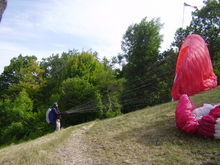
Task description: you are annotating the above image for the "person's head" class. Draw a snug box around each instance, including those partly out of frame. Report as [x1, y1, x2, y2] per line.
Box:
[52, 102, 58, 107]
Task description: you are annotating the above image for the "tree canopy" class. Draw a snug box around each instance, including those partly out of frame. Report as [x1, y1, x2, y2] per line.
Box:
[172, 0, 220, 60]
[120, 17, 163, 78]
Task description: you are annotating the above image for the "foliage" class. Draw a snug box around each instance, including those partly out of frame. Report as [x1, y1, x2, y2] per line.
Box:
[119, 17, 168, 112]
[190, 0, 220, 59]
[213, 51, 220, 83]
[121, 17, 163, 78]
[96, 70, 125, 117]
[0, 55, 37, 98]
[10, 60, 45, 109]
[40, 52, 75, 103]
[32, 50, 124, 127]
[58, 52, 125, 124]
[172, 0, 220, 82]
[172, 0, 220, 60]
[61, 51, 104, 84]
[0, 89, 34, 145]
[60, 77, 99, 110]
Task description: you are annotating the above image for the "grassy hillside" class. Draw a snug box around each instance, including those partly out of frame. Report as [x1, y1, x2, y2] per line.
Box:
[1, 86, 220, 164]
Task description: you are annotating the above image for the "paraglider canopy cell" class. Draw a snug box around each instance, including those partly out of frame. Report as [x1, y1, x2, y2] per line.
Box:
[171, 34, 217, 101]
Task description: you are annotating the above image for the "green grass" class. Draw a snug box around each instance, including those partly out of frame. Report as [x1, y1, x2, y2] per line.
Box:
[1, 86, 220, 164]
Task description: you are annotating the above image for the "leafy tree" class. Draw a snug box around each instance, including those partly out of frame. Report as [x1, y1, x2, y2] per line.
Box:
[0, 89, 34, 144]
[121, 17, 163, 78]
[40, 53, 68, 101]
[0, 55, 37, 98]
[156, 48, 177, 101]
[97, 71, 124, 117]
[40, 50, 81, 105]
[190, 0, 220, 59]
[19, 60, 45, 92]
[8, 60, 45, 109]
[40, 50, 124, 122]
[172, 0, 220, 60]
[119, 17, 164, 112]
[171, 27, 192, 50]
[96, 59, 125, 117]
[59, 52, 125, 123]
[213, 51, 220, 83]
[0, 49, 126, 145]
[172, 0, 220, 82]
[60, 77, 99, 110]
[41, 50, 80, 80]
[59, 77, 103, 125]
[61, 51, 104, 84]
[0, 0, 7, 22]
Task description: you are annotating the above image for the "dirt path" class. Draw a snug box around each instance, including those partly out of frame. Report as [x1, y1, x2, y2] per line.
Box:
[55, 122, 95, 164]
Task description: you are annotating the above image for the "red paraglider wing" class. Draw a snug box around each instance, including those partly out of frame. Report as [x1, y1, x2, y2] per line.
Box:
[172, 34, 217, 100]
[175, 94, 198, 135]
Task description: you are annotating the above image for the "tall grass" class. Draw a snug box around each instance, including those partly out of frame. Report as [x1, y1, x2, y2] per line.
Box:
[1, 86, 220, 164]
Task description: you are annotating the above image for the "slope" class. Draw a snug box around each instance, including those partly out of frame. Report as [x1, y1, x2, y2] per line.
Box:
[1, 86, 220, 164]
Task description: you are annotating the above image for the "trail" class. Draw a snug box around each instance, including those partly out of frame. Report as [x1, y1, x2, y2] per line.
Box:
[54, 122, 95, 164]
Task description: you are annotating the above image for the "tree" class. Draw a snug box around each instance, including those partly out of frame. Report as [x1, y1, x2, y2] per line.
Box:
[190, 0, 220, 59]
[121, 17, 163, 78]
[0, 89, 34, 144]
[5, 59, 46, 109]
[0, 0, 7, 22]
[171, 27, 192, 50]
[61, 51, 104, 85]
[97, 58, 125, 117]
[172, 0, 220, 60]
[60, 77, 103, 126]
[60, 77, 99, 111]
[0, 55, 37, 98]
[172, 0, 220, 83]
[60, 52, 124, 121]
[59, 53, 104, 124]
[10, 60, 46, 108]
[0, 49, 126, 146]
[40, 53, 67, 102]
[119, 17, 164, 112]
[40, 49, 80, 104]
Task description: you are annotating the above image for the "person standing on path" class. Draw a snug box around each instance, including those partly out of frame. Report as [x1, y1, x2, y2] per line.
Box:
[50, 102, 67, 131]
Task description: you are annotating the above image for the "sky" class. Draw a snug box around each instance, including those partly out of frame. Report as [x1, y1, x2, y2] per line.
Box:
[0, 0, 205, 74]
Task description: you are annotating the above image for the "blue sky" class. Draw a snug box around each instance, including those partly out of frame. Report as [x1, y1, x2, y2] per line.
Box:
[0, 0, 204, 74]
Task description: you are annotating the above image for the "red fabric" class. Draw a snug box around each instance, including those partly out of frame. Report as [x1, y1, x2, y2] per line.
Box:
[200, 114, 217, 124]
[198, 119, 215, 133]
[172, 34, 217, 100]
[196, 126, 215, 138]
[175, 94, 198, 135]
[210, 105, 220, 117]
[196, 115, 216, 138]
[175, 95, 220, 139]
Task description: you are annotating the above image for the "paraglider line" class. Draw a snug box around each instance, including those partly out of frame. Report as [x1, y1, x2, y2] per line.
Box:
[62, 59, 175, 115]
